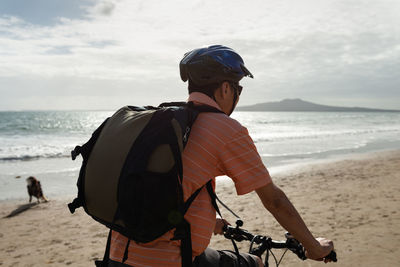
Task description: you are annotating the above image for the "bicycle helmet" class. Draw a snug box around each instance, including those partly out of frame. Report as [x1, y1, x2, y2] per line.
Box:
[180, 45, 253, 86]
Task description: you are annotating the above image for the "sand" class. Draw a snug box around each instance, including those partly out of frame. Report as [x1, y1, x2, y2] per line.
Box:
[1, 150, 399, 266]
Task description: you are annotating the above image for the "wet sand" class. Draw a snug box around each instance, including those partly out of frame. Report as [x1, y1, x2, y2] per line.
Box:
[1, 150, 399, 266]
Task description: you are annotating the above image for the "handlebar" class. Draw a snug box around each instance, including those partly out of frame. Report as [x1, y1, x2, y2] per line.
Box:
[223, 222, 337, 263]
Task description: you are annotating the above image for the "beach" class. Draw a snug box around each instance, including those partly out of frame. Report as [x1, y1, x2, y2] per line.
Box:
[1, 149, 399, 266]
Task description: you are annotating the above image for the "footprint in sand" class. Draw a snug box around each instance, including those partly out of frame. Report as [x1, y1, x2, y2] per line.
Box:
[6, 247, 16, 253]
[50, 239, 63, 245]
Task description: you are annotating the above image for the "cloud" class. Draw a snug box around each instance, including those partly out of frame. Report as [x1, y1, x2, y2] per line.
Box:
[95, 1, 116, 16]
[0, 0, 399, 110]
[44, 46, 73, 55]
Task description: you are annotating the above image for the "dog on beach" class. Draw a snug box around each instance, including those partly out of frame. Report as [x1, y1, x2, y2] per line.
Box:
[26, 176, 48, 203]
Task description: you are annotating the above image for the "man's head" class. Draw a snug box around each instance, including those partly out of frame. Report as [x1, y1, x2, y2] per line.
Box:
[180, 45, 253, 115]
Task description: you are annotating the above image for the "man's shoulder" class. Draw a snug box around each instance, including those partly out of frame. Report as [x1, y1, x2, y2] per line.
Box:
[198, 112, 247, 135]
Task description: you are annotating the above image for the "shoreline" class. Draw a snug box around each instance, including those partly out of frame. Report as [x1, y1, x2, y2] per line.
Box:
[2, 147, 399, 202]
[1, 149, 399, 266]
[266, 146, 400, 175]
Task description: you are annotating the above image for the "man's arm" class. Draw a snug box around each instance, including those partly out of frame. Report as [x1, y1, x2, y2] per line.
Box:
[255, 182, 334, 261]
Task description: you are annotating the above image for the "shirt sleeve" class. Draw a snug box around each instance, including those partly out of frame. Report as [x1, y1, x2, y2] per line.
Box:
[217, 126, 272, 195]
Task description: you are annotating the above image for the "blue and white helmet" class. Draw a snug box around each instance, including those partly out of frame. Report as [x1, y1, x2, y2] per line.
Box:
[180, 45, 253, 86]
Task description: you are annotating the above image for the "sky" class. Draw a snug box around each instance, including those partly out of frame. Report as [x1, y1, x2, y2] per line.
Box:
[0, 0, 399, 110]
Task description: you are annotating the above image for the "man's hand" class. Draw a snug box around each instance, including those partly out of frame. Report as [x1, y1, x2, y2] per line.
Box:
[213, 218, 230, 235]
[305, 237, 335, 263]
[256, 183, 335, 263]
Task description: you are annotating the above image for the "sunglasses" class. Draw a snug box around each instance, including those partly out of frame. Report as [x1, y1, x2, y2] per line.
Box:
[230, 82, 243, 96]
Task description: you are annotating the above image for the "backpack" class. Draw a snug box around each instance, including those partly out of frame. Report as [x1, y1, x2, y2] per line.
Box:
[68, 102, 223, 267]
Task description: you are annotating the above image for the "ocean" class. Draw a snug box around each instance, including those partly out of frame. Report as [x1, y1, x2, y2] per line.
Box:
[1, 110, 400, 201]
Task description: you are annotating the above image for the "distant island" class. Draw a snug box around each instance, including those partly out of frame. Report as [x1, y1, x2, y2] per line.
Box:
[236, 98, 400, 112]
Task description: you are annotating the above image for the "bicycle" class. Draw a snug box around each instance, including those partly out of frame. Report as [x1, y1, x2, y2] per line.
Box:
[223, 220, 337, 267]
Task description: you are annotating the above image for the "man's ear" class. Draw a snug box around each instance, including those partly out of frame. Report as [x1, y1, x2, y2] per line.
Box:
[213, 82, 231, 100]
[214, 82, 226, 99]
[220, 82, 231, 98]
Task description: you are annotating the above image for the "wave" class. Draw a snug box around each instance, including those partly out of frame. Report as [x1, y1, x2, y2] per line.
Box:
[260, 143, 368, 157]
[0, 153, 71, 162]
[253, 127, 400, 143]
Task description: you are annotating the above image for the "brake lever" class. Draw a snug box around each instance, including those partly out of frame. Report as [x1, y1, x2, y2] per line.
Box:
[223, 220, 253, 242]
[325, 250, 337, 262]
[285, 232, 337, 262]
[285, 232, 306, 260]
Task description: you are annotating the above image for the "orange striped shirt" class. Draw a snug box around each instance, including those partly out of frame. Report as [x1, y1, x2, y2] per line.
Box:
[110, 92, 272, 266]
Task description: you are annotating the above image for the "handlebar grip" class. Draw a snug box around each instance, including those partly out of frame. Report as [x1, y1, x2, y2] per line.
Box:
[325, 250, 337, 262]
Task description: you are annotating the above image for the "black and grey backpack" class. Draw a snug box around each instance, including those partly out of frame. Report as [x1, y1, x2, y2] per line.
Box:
[68, 102, 224, 267]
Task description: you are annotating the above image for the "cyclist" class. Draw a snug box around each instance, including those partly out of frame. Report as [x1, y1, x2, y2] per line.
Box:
[107, 45, 334, 267]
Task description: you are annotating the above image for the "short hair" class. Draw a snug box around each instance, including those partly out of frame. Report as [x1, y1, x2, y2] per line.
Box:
[188, 80, 222, 98]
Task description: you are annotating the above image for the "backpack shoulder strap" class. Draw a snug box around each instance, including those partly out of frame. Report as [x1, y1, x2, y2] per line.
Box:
[95, 229, 112, 267]
[174, 103, 224, 267]
[158, 101, 187, 107]
[190, 103, 224, 114]
[158, 101, 224, 114]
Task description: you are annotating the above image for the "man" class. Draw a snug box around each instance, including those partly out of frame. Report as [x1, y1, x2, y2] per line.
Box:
[108, 45, 334, 266]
